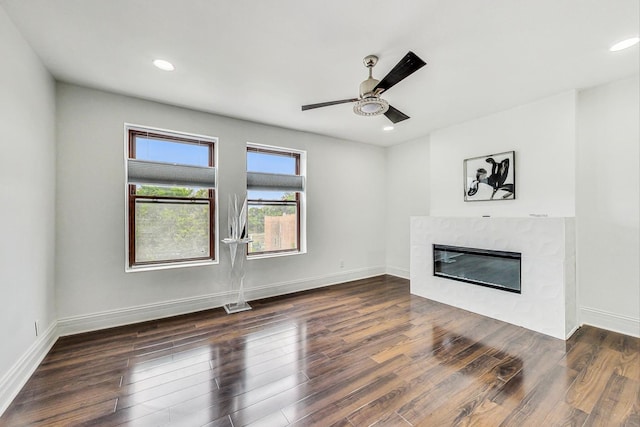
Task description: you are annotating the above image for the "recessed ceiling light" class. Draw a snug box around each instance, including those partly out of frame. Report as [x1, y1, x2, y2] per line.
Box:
[383, 126, 394, 131]
[153, 59, 175, 71]
[610, 37, 640, 52]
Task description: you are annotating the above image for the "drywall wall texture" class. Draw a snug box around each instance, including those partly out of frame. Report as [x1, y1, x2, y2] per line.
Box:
[576, 75, 640, 336]
[385, 136, 430, 278]
[429, 91, 577, 217]
[55, 83, 386, 329]
[0, 6, 57, 411]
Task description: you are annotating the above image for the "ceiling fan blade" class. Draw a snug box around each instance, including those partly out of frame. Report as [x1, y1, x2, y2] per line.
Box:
[374, 51, 426, 93]
[301, 98, 359, 111]
[384, 105, 410, 123]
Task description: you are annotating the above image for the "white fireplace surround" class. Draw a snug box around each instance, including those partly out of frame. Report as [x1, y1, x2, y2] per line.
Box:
[411, 216, 577, 339]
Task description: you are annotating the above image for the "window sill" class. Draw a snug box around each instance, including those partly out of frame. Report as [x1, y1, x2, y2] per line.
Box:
[247, 250, 306, 261]
[126, 259, 218, 273]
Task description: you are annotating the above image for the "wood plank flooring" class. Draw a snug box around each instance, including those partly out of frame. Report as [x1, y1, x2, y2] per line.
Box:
[1, 275, 638, 426]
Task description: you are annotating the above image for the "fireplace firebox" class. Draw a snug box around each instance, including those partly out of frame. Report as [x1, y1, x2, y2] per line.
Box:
[433, 244, 521, 293]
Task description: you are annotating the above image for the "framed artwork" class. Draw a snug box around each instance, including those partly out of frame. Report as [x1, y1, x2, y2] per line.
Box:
[464, 151, 515, 201]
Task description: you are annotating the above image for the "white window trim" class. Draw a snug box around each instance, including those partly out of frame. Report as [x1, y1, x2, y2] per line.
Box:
[246, 142, 307, 259]
[124, 123, 219, 272]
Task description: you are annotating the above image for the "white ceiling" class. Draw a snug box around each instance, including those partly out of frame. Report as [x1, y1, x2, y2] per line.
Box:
[2, 0, 638, 146]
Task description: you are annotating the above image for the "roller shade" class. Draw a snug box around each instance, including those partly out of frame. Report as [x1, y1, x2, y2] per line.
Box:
[127, 159, 216, 188]
[247, 172, 304, 192]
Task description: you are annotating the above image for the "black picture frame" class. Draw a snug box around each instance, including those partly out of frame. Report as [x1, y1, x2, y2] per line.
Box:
[464, 151, 516, 201]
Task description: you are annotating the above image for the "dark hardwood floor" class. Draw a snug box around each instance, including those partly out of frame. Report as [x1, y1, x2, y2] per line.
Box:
[1, 275, 638, 426]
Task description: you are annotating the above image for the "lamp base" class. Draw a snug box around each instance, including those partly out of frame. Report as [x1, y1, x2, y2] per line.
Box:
[223, 302, 252, 314]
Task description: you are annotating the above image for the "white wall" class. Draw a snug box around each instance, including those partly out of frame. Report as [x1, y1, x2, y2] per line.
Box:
[385, 136, 430, 278]
[0, 6, 57, 413]
[576, 75, 640, 336]
[429, 91, 576, 217]
[55, 84, 386, 332]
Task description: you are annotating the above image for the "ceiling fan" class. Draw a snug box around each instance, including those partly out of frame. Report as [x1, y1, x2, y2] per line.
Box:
[301, 51, 426, 124]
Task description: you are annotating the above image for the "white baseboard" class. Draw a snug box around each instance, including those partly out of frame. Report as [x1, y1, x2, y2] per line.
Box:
[580, 306, 640, 338]
[386, 266, 410, 279]
[57, 290, 236, 336]
[245, 266, 386, 301]
[565, 324, 580, 340]
[57, 266, 386, 337]
[0, 321, 59, 416]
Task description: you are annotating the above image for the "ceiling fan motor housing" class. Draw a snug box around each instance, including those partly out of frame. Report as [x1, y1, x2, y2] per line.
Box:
[359, 77, 379, 98]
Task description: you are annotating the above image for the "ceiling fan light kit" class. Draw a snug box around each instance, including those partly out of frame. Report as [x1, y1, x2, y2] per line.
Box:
[353, 97, 389, 116]
[302, 51, 426, 124]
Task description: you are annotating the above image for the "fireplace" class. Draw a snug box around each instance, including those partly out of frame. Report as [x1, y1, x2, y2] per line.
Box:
[411, 216, 576, 339]
[433, 244, 521, 293]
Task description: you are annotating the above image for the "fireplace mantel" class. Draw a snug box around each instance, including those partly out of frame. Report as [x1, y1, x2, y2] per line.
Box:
[410, 216, 576, 339]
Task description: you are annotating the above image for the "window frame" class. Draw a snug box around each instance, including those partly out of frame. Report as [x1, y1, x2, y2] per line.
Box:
[246, 144, 306, 258]
[125, 125, 218, 270]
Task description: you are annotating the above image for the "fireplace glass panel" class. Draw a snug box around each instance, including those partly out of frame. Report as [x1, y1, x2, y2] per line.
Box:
[433, 244, 521, 293]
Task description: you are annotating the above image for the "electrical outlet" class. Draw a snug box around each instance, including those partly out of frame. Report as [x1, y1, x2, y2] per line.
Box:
[34, 320, 40, 337]
[339, 260, 344, 268]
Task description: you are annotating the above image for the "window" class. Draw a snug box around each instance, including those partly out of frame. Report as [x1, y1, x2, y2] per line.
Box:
[246, 144, 305, 256]
[126, 127, 217, 268]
